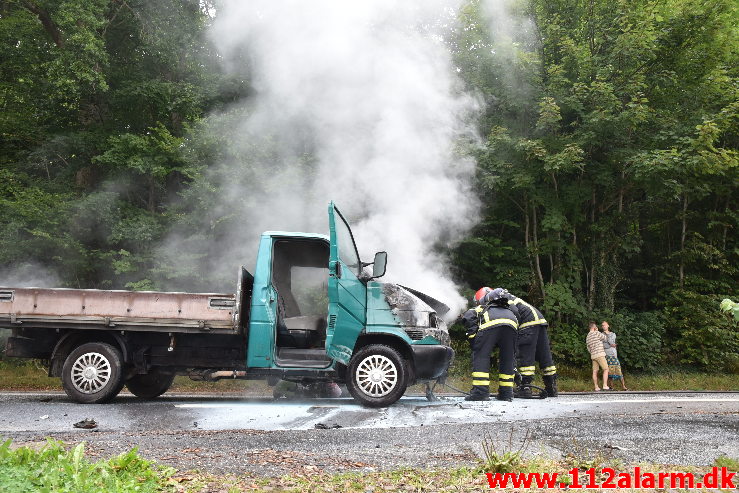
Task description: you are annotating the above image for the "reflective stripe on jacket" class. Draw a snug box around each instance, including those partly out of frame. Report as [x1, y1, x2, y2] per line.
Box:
[470, 305, 519, 334]
[509, 297, 547, 328]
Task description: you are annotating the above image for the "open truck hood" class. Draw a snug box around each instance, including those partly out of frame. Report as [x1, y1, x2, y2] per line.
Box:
[378, 283, 451, 347]
[398, 285, 450, 316]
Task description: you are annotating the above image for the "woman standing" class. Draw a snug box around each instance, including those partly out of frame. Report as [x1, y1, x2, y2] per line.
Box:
[602, 321, 628, 390]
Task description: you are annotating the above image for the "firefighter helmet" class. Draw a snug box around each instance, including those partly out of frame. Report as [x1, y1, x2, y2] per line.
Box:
[474, 287, 493, 304]
[484, 287, 509, 306]
[495, 287, 513, 300]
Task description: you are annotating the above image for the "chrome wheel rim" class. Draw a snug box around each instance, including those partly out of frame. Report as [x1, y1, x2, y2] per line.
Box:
[355, 354, 398, 397]
[71, 352, 111, 394]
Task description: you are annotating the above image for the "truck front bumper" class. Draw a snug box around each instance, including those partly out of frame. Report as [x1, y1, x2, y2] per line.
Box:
[410, 344, 454, 380]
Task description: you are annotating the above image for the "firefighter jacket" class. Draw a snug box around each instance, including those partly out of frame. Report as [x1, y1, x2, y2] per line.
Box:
[465, 304, 519, 339]
[506, 296, 547, 330]
[461, 308, 480, 338]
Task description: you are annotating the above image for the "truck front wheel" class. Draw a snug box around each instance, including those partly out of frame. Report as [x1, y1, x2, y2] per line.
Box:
[347, 344, 408, 407]
[126, 370, 175, 399]
[62, 342, 125, 404]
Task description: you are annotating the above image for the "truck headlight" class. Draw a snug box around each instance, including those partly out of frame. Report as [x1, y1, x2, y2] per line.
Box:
[403, 316, 450, 346]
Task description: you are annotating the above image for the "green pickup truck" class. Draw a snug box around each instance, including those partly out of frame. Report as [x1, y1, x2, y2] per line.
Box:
[2, 203, 454, 407]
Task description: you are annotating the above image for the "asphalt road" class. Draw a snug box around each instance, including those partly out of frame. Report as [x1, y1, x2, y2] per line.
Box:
[1, 391, 737, 476]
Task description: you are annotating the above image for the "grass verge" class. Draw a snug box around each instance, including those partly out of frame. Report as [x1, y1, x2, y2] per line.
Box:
[0, 357, 736, 393]
[0, 439, 175, 493]
[172, 455, 739, 492]
[1, 437, 736, 492]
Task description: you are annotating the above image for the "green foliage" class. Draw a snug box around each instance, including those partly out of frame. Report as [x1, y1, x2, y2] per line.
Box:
[549, 323, 590, 367]
[714, 456, 739, 471]
[452, 0, 737, 368]
[0, 0, 736, 371]
[543, 282, 587, 322]
[0, 439, 174, 492]
[606, 311, 665, 371]
[548, 311, 666, 372]
[481, 431, 529, 474]
[0, 0, 233, 289]
[721, 299, 739, 323]
[661, 283, 739, 371]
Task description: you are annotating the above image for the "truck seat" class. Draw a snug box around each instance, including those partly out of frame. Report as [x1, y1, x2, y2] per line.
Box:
[277, 315, 327, 349]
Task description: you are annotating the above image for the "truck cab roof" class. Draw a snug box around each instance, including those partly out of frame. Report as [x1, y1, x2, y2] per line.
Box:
[262, 231, 330, 241]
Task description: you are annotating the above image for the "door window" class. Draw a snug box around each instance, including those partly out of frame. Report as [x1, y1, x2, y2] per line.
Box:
[334, 211, 361, 275]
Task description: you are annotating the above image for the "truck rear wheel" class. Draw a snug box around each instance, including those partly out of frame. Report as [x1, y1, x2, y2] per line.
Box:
[126, 370, 175, 399]
[346, 344, 408, 407]
[62, 342, 124, 404]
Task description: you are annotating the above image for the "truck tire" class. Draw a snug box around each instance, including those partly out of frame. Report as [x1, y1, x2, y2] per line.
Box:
[126, 370, 175, 399]
[62, 342, 124, 404]
[346, 344, 408, 407]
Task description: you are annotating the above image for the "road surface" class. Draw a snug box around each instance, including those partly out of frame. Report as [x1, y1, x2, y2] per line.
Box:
[1, 391, 737, 475]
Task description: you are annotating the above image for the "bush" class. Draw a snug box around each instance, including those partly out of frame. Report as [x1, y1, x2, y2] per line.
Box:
[549, 323, 590, 368]
[606, 311, 665, 372]
[661, 286, 739, 371]
[448, 335, 472, 378]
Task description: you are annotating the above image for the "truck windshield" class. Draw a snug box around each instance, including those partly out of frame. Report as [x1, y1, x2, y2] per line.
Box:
[335, 210, 361, 276]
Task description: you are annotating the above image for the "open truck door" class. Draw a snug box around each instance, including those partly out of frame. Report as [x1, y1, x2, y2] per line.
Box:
[325, 202, 367, 364]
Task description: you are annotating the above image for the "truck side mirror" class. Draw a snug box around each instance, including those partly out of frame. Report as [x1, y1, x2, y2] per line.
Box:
[372, 251, 387, 279]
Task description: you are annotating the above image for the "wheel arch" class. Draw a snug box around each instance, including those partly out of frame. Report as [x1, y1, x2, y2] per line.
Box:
[352, 333, 416, 383]
[50, 331, 128, 377]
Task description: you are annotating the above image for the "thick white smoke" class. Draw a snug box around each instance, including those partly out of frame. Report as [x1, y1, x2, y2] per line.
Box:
[201, 1, 481, 312]
[0, 264, 61, 289]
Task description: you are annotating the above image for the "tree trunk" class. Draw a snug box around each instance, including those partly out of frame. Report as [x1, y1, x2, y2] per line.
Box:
[587, 190, 597, 311]
[679, 193, 688, 289]
[148, 175, 156, 213]
[532, 204, 545, 299]
[23, 1, 64, 48]
[722, 196, 729, 252]
[588, 0, 596, 57]
[550, 172, 562, 282]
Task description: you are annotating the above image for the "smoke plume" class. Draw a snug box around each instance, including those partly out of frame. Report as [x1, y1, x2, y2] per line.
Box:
[177, 1, 483, 312]
[0, 263, 61, 289]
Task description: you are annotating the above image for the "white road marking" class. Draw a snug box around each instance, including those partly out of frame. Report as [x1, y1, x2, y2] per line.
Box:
[569, 398, 739, 405]
[173, 397, 739, 409]
[174, 402, 350, 408]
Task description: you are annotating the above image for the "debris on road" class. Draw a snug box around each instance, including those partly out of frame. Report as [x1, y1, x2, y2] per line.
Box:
[73, 418, 97, 429]
[604, 443, 631, 451]
[315, 423, 342, 429]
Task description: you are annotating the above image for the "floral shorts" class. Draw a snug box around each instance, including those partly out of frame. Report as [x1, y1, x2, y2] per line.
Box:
[606, 355, 623, 379]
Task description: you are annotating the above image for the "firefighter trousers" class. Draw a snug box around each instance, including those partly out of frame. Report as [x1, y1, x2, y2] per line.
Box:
[516, 323, 557, 379]
[469, 325, 516, 398]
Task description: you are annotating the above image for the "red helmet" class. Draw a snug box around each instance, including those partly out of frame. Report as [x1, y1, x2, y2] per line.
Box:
[474, 287, 493, 304]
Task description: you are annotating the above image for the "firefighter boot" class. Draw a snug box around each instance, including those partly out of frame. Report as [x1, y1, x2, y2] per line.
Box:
[514, 375, 534, 399]
[496, 386, 513, 402]
[543, 374, 559, 397]
[465, 390, 491, 401]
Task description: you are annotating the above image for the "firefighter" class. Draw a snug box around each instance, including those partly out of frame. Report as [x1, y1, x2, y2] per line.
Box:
[461, 287, 518, 401]
[499, 289, 558, 398]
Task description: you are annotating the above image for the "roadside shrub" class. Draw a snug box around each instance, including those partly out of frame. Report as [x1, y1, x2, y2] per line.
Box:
[549, 322, 590, 368]
[605, 311, 665, 372]
[543, 281, 588, 325]
[661, 286, 739, 372]
[448, 337, 471, 378]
